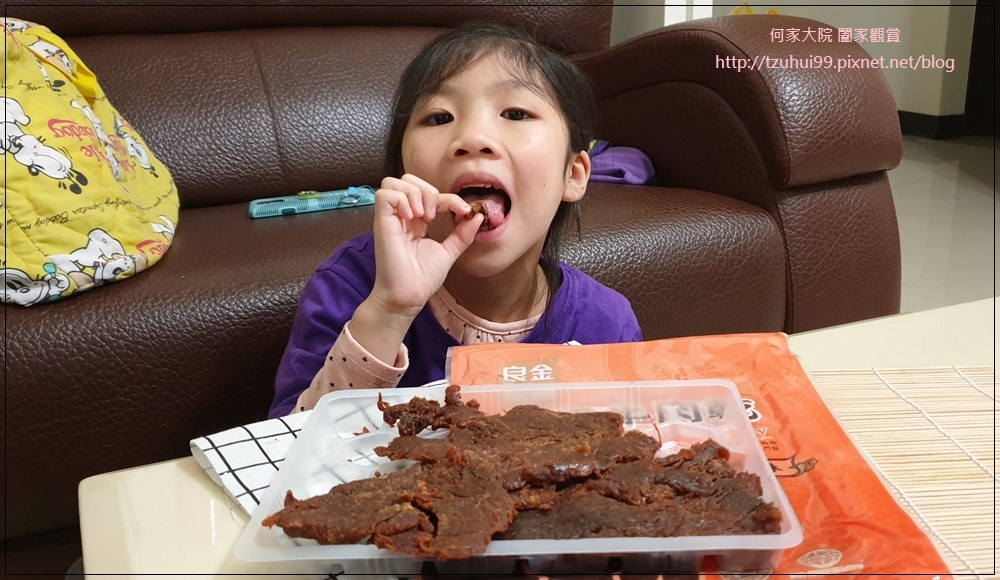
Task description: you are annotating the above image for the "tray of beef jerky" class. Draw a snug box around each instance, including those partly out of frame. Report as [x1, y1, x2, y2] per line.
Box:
[235, 379, 803, 576]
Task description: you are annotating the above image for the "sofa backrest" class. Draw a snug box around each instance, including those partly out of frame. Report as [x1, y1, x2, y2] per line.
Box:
[7, 1, 613, 209]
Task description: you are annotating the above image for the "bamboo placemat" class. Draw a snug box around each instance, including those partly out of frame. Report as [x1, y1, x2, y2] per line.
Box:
[809, 366, 997, 577]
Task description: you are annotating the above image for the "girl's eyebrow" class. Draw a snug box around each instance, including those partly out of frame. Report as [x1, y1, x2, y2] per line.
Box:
[492, 78, 542, 93]
[436, 77, 542, 97]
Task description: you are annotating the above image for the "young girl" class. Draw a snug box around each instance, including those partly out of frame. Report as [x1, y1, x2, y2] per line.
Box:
[269, 23, 641, 418]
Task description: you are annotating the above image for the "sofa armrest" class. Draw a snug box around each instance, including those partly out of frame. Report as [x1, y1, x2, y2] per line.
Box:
[575, 14, 902, 191]
[575, 15, 902, 333]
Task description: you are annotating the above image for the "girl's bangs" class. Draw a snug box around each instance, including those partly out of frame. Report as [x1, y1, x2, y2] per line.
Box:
[414, 37, 551, 108]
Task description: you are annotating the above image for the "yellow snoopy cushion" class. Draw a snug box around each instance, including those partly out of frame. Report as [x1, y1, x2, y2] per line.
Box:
[3, 17, 179, 306]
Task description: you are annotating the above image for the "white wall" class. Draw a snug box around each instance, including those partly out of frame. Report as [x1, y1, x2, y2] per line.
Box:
[611, 1, 714, 45]
[611, 0, 665, 45]
[611, 2, 976, 116]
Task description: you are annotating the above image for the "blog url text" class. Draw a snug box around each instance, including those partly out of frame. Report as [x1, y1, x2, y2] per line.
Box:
[716, 54, 955, 73]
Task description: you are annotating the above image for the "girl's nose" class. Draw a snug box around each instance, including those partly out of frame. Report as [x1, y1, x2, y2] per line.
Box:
[450, 119, 499, 158]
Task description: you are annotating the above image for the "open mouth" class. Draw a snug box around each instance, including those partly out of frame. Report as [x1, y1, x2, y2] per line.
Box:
[457, 184, 511, 232]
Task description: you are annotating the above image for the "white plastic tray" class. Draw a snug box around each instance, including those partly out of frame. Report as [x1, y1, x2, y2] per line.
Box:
[236, 380, 803, 576]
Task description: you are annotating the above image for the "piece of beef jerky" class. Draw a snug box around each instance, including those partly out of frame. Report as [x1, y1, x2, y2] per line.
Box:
[465, 200, 489, 221]
[377, 384, 483, 436]
[263, 457, 516, 560]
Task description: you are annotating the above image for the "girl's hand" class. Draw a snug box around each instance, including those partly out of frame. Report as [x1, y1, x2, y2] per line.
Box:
[369, 174, 484, 319]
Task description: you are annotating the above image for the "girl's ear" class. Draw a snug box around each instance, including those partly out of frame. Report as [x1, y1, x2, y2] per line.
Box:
[562, 150, 591, 203]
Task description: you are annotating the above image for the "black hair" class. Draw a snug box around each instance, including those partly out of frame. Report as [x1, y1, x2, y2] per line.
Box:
[384, 22, 598, 316]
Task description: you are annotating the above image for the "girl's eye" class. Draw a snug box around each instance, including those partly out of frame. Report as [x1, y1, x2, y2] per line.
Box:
[425, 112, 453, 126]
[502, 109, 531, 121]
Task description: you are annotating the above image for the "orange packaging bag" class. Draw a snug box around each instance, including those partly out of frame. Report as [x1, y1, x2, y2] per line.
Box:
[446, 333, 953, 578]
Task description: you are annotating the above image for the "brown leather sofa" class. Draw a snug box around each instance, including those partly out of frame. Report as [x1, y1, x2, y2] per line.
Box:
[3, 1, 902, 575]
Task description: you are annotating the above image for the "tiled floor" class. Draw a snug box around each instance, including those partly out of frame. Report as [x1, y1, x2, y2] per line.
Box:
[888, 135, 997, 313]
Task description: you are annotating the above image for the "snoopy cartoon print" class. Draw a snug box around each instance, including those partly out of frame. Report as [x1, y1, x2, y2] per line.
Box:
[114, 116, 158, 176]
[1, 266, 70, 306]
[32, 55, 65, 91]
[3, 96, 29, 153]
[71, 100, 122, 180]
[150, 215, 175, 242]
[3, 97, 88, 193]
[25, 38, 73, 76]
[48, 228, 147, 288]
[10, 133, 74, 180]
[2, 17, 31, 34]
[6, 19, 68, 91]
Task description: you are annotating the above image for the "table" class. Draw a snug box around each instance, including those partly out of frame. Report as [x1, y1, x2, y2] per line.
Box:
[78, 297, 997, 578]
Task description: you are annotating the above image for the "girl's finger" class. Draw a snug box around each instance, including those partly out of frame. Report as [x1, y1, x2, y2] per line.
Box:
[423, 189, 439, 222]
[407, 187, 425, 219]
[399, 174, 440, 219]
[440, 212, 483, 260]
[380, 176, 420, 200]
[378, 177, 424, 219]
[436, 192, 472, 217]
[376, 188, 413, 221]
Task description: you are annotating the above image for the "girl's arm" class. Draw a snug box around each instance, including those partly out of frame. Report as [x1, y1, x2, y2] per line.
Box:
[291, 321, 408, 413]
[349, 174, 482, 364]
[270, 243, 374, 419]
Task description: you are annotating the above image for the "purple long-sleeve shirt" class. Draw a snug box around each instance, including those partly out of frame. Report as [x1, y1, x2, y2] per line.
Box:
[270, 232, 641, 417]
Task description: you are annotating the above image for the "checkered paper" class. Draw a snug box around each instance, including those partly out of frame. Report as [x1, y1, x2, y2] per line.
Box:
[190, 412, 312, 515]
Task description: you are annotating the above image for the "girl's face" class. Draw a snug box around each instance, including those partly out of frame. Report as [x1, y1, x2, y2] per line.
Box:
[400, 52, 590, 279]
